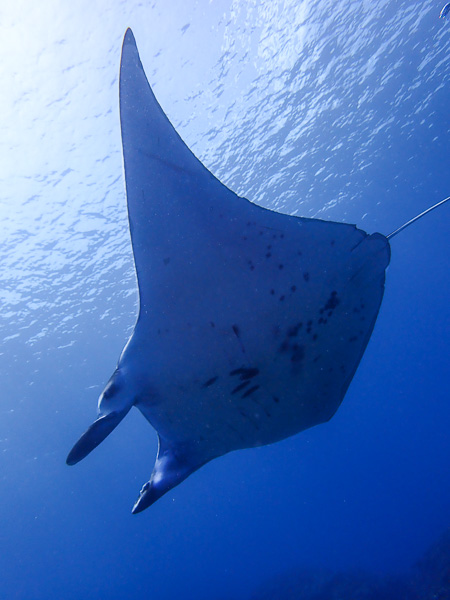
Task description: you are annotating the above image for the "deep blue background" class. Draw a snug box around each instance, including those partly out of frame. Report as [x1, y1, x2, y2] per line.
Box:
[0, 2, 448, 599]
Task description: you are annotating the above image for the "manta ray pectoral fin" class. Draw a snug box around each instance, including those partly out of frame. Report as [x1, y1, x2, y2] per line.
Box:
[66, 410, 129, 465]
[131, 438, 207, 514]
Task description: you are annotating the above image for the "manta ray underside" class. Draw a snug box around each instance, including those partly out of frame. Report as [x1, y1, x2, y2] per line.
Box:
[67, 29, 391, 514]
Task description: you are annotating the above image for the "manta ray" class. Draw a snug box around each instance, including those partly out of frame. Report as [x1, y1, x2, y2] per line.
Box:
[67, 29, 449, 514]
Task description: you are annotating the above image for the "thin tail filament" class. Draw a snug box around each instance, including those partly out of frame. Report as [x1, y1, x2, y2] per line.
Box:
[387, 196, 450, 240]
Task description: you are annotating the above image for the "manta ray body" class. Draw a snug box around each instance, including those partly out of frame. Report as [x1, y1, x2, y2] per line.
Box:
[67, 29, 447, 514]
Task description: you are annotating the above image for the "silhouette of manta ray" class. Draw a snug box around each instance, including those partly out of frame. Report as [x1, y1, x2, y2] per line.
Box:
[67, 29, 449, 514]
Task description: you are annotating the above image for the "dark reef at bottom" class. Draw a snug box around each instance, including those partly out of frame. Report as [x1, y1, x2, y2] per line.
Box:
[247, 528, 450, 600]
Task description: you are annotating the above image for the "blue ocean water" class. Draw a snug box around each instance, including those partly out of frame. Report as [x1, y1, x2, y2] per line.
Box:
[0, 1, 449, 599]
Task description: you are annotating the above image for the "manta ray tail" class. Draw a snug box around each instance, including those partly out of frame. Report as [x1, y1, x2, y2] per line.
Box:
[66, 409, 130, 465]
[387, 195, 450, 239]
[132, 437, 207, 514]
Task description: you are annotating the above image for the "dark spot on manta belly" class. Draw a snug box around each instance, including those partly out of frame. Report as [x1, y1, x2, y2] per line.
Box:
[230, 367, 260, 380]
[202, 375, 219, 388]
[279, 341, 290, 353]
[163, 257, 170, 265]
[303, 272, 310, 282]
[287, 322, 302, 337]
[323, 290, 340, 311]
[242, 385, 260, 398]
[232, 324, 240, 337]
[231, 381, 250, 394]
[291, 344, 305, 363]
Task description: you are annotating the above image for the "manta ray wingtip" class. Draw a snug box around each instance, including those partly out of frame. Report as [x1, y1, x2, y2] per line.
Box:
[123, 28, 136, 45]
